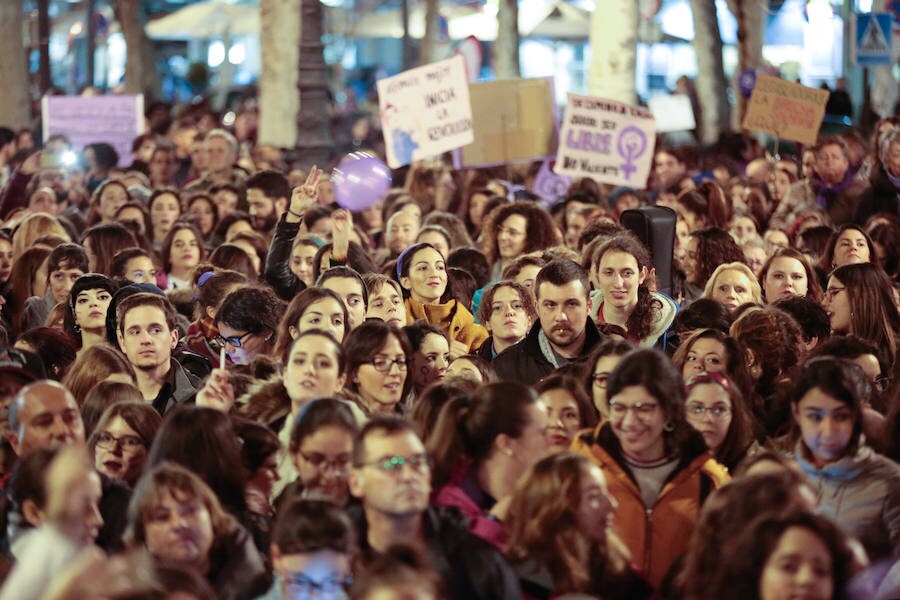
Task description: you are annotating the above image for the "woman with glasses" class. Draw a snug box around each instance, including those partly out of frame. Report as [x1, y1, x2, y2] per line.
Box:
[395, 242, 487, 357]
[584, 339, 634, 419]
[672, 329, 754, 409]
[480, 201, 561, 281]
[684, 372, 756, 473]
[343, 320, 413, 417]
[89, 402, 161, 487]
[427, 382, 550, 549]
[572, 348, 730, 589]
[281, 398, 359, 506]
[214, 286, 285, 365]
[183, 267, 248, 366]
[822, 262, 900, 373]
[788, 357, 900, 565]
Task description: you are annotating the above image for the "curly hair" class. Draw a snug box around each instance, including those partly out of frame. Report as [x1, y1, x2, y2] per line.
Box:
[688, 227, 746, 287]
[593, 235, 663, 342]
[480, 201, 562, 265]
[505, 453, 632, 596]
[729, 306, 804, 402]
[476, 280, 537, 325]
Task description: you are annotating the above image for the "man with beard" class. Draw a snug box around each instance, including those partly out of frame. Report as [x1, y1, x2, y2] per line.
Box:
[348, 416, 520, 599]
[245, 169, 290, 241]
[493, 259, 605, 385]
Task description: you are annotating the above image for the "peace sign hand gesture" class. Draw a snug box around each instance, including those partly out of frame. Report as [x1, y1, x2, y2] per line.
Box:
[287, 165, 322, 222]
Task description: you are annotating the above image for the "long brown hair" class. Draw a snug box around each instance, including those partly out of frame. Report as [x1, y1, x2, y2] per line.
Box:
[505, 452, 631, 595]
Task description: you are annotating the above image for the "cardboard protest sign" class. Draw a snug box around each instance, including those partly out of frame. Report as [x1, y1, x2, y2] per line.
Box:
[648, 95, 696, 133]
[42, 95, 144, 166]
[554, 93, 656, 187]
[454, 78, 557, 168]
[377, 55, 474, 169]
[741, 75, 829, 146]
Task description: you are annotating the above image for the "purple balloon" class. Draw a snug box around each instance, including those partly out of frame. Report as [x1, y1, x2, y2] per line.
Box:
[332, 152, 392, 212]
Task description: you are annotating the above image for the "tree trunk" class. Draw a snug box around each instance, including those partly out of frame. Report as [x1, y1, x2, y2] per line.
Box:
[690, 0, 730, 143]
[728, 0, 765, 126]
[420, 0, 439, 66]
[258, 0, 300, 148]
[37, 0, 51, 94]
[587, 0, 637, 104]
[295, 0, 332, 170]
[0, 0, 31, 127]
[114, 0, 159, 97]
[493, 0, 520, 78]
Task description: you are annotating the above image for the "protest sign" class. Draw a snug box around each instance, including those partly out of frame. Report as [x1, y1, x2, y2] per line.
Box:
[377, 55, 474, 169]
[42, 95, 144, 166]
[648, 94, 696, 133]
[533, 160, 571, 204]
[554, 93, 656, 187]
[741, 75, 829, 146]
[454, 78, 557, 168]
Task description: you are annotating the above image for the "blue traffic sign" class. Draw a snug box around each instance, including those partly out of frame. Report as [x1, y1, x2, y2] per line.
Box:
[853, 13, 893, 66]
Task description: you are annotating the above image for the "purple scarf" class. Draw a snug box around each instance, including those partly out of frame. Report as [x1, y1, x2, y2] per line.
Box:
[812, 168, 857, 209]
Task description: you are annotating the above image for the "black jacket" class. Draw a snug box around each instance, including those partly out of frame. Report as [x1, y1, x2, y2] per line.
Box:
[349, 505, 521, 600]
[264, 214, 307, 301]
[493, 319, 605, 386]
[854, 165, 899, 224]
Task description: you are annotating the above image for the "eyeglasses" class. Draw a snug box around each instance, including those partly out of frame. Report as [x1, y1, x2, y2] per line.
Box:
[299, 450, 351, 473]
[823, 286, 845, 302]
[360, 454, 431, 474]
[608, 400, 659, 420]
[497, 225, 525, 237]
[686, 403, 731, 419]
[282, 573, 352, 596]
[360, 356, 409, 373]
[95, 432, 145, 452]
[592, 373, 609, 389]
[215, 331, 254, 348]
[874, 376, 892, 394]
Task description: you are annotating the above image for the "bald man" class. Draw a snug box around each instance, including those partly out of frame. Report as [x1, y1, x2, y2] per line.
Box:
[8, 380, 84, 457]
[5, 380, 129, 551]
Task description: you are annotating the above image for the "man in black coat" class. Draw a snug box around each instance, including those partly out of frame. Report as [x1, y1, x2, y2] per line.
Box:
[347, 416, 521, 600]
[493, 259, 605, 385]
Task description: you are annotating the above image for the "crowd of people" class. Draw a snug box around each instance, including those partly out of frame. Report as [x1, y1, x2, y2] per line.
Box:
[0, 102, 895, 600]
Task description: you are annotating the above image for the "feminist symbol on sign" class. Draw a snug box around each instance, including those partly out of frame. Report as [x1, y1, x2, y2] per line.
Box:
[617, 126, 647, 181]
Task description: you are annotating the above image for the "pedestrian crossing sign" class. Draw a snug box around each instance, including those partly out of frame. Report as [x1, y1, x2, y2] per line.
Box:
[852, 13, 893, 66]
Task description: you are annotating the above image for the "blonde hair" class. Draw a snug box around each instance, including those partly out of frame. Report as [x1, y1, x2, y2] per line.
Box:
[12, 213, 70, 259]
[702, 262, 762, 305]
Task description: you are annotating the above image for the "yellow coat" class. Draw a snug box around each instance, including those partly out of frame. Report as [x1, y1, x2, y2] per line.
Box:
[571, 423, 730, 588]
[404, 297, 489, 353]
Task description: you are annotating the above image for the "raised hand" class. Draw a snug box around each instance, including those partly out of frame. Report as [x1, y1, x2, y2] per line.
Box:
[331, 208, 352, 261]
[287, 164, 322, 222]
[196, 368, 236, 413]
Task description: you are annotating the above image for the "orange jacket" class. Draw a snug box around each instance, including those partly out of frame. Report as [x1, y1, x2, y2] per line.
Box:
[405, 297, 489, 352]
[571, 423, 730, 589]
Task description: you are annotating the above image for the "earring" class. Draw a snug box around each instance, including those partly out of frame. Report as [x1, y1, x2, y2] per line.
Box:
[73, 322, 80, 333]
[663, 421, 675, 432]
[750, 364, 763, 379]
